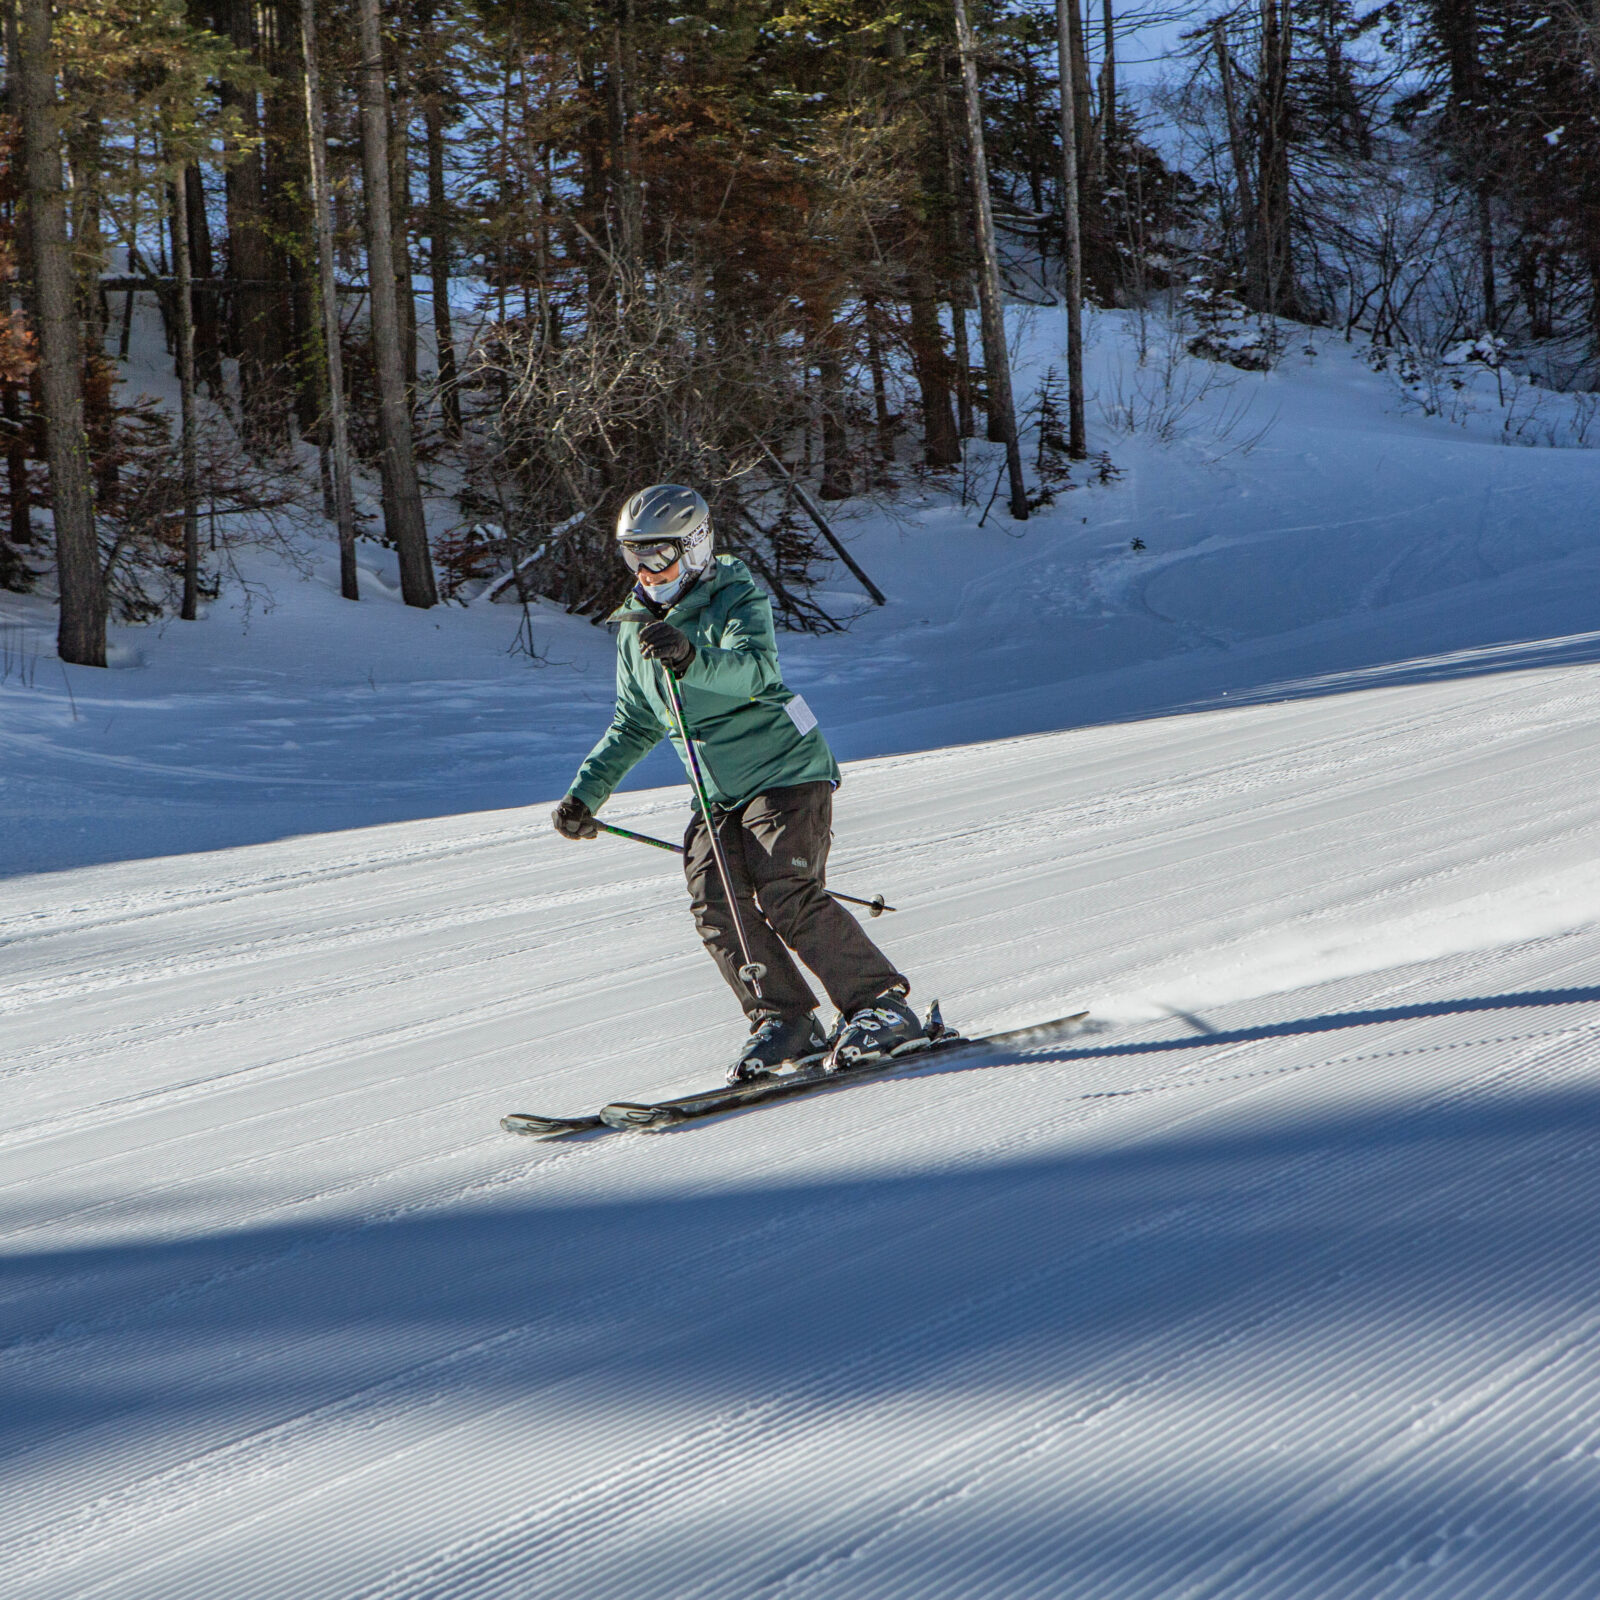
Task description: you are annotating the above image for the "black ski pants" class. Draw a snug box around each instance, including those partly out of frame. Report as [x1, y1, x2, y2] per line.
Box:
[684, 781, 905, 1024]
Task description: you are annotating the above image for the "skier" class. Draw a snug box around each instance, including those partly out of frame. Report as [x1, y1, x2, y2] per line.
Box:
[551, 483, 924, 1082]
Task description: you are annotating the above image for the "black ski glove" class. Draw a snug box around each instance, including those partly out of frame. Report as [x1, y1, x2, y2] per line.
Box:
[638, 620, 695, 676]
[552, 794, 599, 840]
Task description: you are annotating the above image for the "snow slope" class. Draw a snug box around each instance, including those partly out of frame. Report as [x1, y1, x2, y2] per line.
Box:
[4, 310, 1600, 1596]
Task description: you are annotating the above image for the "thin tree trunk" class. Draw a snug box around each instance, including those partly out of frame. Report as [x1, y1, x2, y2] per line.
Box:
[1068, 0, 1096, 195]
[1213, 21, 1256, 271]
[1476, 184, 1497, 333]
[3, 376, 28, 545]
[814, 315, 851, 500]
[2, 2, 30, 548]
[1056, 0, 1087, 458]
[185, 162, 223, 392]
[863, 296, 893, 469]
[951, 0, 1029, 520]
[172, 150, 201, 621]
[907, 268, 959, 467]
[299, 0, 358, 599]
[356, 0, 436, 606]
[14, 0, 103, 663]
[1436, 0, 1496, 331]
[263, 0, 316, 431]
[222, 0, 288, 447]
[388, 87, 418, 390]
[1254, 0, 1294, 314]
[935, 82, 975, 439]
[605, 0, 641, 271]
[422, 74, 461, 436]
[949, 288, 975, 437]
[1098, 0, 1116, 155]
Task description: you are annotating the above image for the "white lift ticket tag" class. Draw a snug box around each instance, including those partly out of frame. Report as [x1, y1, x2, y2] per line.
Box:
[784, 694, 819, 737]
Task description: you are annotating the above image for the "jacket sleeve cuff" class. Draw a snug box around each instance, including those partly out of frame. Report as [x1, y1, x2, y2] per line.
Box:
[567, 778, 609, 814]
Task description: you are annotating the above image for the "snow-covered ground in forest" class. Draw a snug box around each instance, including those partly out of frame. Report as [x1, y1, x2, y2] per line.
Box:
[5, 309, 1600, 1597]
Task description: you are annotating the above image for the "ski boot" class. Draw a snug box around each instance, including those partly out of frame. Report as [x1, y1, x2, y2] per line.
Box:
[728, 1012, 829, 1084]
[825, 987, 928, 1074]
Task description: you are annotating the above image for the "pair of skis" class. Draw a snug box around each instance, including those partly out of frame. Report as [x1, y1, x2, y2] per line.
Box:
[500, 1006, 1090, 1139]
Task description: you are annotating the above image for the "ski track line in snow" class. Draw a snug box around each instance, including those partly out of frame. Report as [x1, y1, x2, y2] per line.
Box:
[0, 978, 725, 1247]
[6, 953, 1593, 1593]
[0, 824, 541, 941]
[0, 896, 688, 1107]
[0, 923, 691, 1126]
[909, 707, 1600, 898]
[0, 872, 674, 1020]
[8, 927, 1594, 1343]
[860, 719, 1600, 945]
[0, 950, 691, 1165]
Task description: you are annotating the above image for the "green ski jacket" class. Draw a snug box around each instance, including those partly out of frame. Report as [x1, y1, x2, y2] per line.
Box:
[568, 555, 840, 813]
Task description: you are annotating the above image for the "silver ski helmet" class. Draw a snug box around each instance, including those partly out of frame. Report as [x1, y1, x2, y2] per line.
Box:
[615, 484, 713, 606]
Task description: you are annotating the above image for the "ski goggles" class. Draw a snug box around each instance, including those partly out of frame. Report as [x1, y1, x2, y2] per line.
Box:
[621, 539, 683, 575]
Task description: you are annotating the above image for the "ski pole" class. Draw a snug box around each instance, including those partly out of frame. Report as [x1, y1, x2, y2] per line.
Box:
[656, 663, 769, 1003]
[592, 819, 896, 917]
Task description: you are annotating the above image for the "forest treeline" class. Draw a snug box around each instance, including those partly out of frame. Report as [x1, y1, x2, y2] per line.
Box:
[1, 0, 1596, 665]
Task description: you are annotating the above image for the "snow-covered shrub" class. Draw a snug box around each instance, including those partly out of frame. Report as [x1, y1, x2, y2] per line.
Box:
[1442, 334, 1508, 371]
[1183, 279, 1280, 372]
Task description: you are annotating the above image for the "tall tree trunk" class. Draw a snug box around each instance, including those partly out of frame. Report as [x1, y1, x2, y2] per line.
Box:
[907, 268, 959, 467]
[1253, 0, 1294, 315]
[948, 288, 975, 438]
[3, 376, 29, 547]
[3, 0, 32, 552]
[222, 0, 288, 447]
[934, 81, 975, 439]
[1098, 0, 1116, 155]
[171, 147, 201, 621]
[812, 306, 851, 500]
[605, 0, 641, 271]
[421, 51, 461, 436]
[388, 86, 418, 389]
[262, 0, 317, 432]
[1055, 0, 1087, 458]
[184, 163, 224, 393]
[951, 0, 1029, 520]
[1213, 21, 1256, 279]
[1435, 0, 1496, 330]
[298, 0, 358, 599]
[14, 0, 103, 663]
[863, 296, 893, 469]
[356, 0, 436, 606]
[1067, 0, 1097, 203]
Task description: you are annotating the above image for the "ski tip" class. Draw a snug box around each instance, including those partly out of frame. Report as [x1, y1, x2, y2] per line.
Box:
[501, 1112, 601, 1138]
[600, 1102, 684, 1132]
